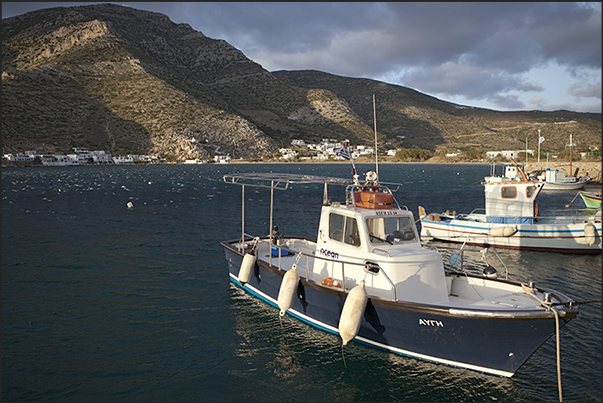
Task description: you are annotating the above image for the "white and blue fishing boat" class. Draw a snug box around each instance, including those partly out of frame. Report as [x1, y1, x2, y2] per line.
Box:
[419, 160, 602, 254]
[538, 133, 591, 191]
[221, 168, 579, 379]
[539, 167, 590, 191]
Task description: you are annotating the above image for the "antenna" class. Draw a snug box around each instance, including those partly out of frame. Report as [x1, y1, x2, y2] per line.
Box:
[373, 94, 379, 180]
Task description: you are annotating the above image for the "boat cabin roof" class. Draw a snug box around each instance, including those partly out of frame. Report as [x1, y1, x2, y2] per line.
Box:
[223, 172, 415, 249]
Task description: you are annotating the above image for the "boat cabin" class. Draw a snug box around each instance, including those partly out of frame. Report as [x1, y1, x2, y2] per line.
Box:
[314, 182, 449, 304]
[484, 178, 544, 221]
[484, 162, 526, 183]
[481, 159, 544, 221]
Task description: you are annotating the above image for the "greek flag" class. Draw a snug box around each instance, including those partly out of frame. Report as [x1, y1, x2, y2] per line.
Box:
[334, 147, 351, 160]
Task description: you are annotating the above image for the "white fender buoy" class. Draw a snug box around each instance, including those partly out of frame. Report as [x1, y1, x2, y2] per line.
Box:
[489, 226, 517, 237]
[238, 253, 255, 285]
[584, 222, 597, 246]
[277, 264, 300, 316]
[338, 280, 368, 346]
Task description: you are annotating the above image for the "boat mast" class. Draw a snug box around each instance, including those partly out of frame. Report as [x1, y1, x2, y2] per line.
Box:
[569, 133, 573, 176]
[373, 94, 379, 180]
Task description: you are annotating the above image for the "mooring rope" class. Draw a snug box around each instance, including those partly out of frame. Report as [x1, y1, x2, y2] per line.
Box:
[521, 284, 563, 402]
[552, 307, 562, 402]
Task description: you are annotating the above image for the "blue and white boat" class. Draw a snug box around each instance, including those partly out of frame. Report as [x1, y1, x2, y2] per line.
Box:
[419, 160, 602, 254]
[539, 167, 590, 191]
[221, 169, 579, 378]
[538, 133, 591, 191]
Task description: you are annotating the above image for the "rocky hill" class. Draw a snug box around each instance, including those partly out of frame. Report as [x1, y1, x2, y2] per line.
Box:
[2, 4, 601, 160]
[273, 70, 602, 154]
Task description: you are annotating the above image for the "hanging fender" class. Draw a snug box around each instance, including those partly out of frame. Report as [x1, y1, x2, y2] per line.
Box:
[489, 226, 517, 237]
[277, 264, 300, 316]
[584, 222, 597, 246]
[338, 281, 368, 346]
[238, 253, 256, 285]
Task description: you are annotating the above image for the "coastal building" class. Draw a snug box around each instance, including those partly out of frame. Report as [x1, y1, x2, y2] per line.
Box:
[279, 148, 298, 160]
[3, 153, 35, 162]
[486, 150, 534, 159]
[214, 155, 231, 163]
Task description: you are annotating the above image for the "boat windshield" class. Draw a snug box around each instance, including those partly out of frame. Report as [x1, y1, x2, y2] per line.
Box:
[366, 216, 416, 243]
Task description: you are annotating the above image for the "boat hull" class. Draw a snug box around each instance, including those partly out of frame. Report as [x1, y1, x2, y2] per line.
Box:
[542, 178, 590, 191]
[420, 215, 602, 254]
[222, 241, 571, 377]
[580, 192, 602, 209]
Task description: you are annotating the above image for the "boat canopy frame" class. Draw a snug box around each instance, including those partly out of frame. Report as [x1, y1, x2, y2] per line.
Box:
[223, 173, 403, 265]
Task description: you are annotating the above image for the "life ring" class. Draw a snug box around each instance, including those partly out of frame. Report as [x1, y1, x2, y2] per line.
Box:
[366, 171, 378, 182]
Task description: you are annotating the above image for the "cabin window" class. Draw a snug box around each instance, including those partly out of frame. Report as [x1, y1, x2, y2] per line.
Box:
[501, 186, 517, 199]
[526, 186, 536, 198]
[329, 213, 360, 246]
[366, 216, 415, 244]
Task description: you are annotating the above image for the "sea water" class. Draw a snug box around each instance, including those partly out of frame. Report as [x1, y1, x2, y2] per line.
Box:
[2, 163, 601, 402]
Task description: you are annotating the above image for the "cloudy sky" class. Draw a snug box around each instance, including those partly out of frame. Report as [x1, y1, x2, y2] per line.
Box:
[3, 2, 601, 113]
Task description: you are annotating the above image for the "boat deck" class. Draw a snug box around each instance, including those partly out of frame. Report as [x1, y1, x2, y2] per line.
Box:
[233, 238, 557, 313]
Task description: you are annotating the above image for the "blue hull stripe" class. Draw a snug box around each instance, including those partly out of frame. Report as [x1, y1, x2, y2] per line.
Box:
[422, 220, 596, 237]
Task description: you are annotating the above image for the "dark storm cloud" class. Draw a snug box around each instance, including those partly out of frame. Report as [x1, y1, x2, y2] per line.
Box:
[2, 2, 600, 112]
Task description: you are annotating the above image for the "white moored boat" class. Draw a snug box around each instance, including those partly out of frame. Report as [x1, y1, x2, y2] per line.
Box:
[221, 168, 580, 383]
[539, 168, 590, 191]
[419, 160, 602, 254]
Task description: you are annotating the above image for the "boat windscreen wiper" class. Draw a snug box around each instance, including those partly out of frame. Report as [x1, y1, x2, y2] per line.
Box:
[369, 233, 393, 245]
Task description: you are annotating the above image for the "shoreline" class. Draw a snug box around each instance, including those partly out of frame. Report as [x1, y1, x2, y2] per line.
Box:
[228, 159, 603, 184]
[3, 158, 601, 184]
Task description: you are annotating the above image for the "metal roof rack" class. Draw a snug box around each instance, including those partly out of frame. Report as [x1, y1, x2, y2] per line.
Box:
[223, 173, 355, 190]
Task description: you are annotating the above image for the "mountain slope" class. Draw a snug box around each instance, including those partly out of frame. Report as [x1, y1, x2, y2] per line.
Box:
[2, 4, 601, 159]
[272, 70, 602, 153]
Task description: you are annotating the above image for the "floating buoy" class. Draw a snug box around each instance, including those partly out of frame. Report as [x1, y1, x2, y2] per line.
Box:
[277, 264, 300, 316]
[584, 222, 597, 246]
[238, 253, 256, 285]
[489, 226, 516, 237]
[338, 280, 368, 346]
[126, 201, 134, 209]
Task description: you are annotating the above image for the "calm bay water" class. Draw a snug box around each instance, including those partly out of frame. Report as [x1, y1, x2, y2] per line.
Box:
[2, 163, 601, 402]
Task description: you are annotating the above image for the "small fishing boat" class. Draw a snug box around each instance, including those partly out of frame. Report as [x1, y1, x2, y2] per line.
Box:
[419, 160, 602, 254]
[538, 168, 590, 190]
[538, 133, 590, 191]
[221, 168, 580, 379]
[580, 191, 602, 209]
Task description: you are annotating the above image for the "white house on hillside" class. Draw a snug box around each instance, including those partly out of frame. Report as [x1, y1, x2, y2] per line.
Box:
[486, 150, 534, 159]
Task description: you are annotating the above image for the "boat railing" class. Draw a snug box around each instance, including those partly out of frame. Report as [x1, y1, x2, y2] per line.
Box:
[344, 183, 406, 211]
[234, 237, 509, 300]
[422, 244, 509, 280]
[267, 242, 398, 300]
[236, 233, 260, 253]
[467, 208, 485, 216]
[539, 208, 601, 221]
